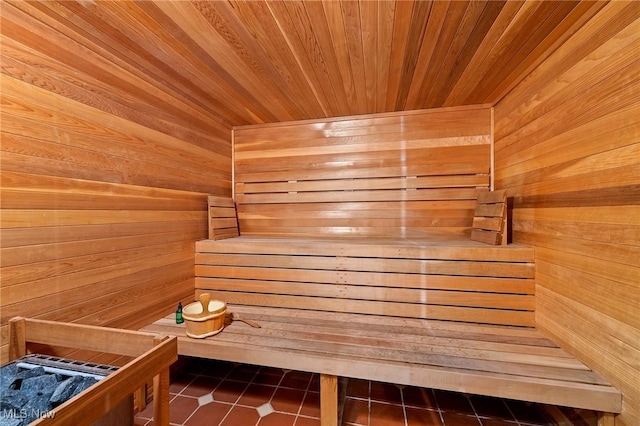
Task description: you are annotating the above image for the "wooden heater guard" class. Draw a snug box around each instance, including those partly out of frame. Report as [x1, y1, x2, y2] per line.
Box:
[7, 317, 177, 426]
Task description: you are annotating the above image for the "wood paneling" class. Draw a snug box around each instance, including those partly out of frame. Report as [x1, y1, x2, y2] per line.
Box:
[0, 1, 607, 126]
[494, 3, 640, 424]
[0, 4, 231, 362]
[194, 235, 535, 327]
[234, 106, 491, 237]
[2, 2, 637, 419]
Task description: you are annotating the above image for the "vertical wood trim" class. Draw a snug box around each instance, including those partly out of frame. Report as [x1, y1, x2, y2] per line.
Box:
[320, 374, 338, 426]
[597, 412, 615, 426]
[153, 336, 171, 426]
[232, 127, 236, 201]
[134, 387, 147, 413]
[8, 317, 27, 361]
[490, 107, 495, 191]
[152, 371, 170, 426]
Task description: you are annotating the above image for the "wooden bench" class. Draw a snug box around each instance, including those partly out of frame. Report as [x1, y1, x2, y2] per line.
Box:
[143, 305, 621, 424]
[141, 197, 622, 425]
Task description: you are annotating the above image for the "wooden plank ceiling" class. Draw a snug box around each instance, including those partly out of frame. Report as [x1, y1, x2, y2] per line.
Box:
[2, 0, 604, 126]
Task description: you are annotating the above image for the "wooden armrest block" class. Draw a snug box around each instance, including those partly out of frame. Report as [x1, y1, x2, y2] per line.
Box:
[471, 189, 507, 245]
[208, 195, 239, 240]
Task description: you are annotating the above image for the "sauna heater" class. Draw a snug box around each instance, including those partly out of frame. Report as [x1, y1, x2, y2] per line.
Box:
[1, 354, 133, 425]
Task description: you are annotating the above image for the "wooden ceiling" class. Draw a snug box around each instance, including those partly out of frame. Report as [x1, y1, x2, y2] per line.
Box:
[2, 1, 605, 127]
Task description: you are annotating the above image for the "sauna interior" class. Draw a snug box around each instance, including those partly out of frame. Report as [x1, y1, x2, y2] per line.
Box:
[1, 1, 638, 425]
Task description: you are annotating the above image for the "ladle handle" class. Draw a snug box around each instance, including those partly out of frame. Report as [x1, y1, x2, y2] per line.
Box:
[199, 293, 211, 314]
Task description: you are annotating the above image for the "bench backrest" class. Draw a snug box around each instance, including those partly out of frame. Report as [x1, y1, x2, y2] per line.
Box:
[471, 189, 508, 245]
[208, 196, 239, 240]
[233, 106, 492, 238]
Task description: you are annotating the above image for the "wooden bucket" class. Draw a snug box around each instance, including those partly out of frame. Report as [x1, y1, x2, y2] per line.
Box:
[182, 293, 227, 339]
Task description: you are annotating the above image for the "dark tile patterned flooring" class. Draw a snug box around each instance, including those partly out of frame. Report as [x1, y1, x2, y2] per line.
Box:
[135, 358, 598, 426]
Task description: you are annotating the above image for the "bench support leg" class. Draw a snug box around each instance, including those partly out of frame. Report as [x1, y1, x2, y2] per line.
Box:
[597, 412, 615, 426]
[320, 374, 338, 426]
[153, 368, 170, 426]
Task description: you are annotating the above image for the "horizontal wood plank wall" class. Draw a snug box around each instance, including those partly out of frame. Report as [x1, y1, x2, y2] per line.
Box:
[195, 237, 535, 327]
[0, 3, 232, 363]
[234, 106, 491, 237]
[494, 3, 639, 424]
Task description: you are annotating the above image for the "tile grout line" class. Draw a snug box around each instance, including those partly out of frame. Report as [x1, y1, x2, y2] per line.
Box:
[465, 394, 483, 425]
[170, 375, 320, 425]
[179, 371, 213, 425]
[399, 385, 408, 426]
[229, 365, 261, 426]
[258, 366, 289, 426]
[160, 372, 202, 425]
[503, 401, 523, 426]
[431, 388, 446, 425]
[291, 371, 316, 426]
[367, 380, 372, 426]
[183, 363, 246, 426]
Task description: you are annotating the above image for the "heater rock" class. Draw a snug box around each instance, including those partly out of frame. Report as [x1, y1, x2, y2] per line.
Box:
[49, 375, 89, 406]
[68, 376, 98, 399]
[0, 362, 100, 426]
[20, 374, 58, 397]
[0, 389, 28, 412]
[22, 392, 54, 425]
[0, 365, 18, 392]
[16, 366, 46, 381]
[0, 416, 22, 426]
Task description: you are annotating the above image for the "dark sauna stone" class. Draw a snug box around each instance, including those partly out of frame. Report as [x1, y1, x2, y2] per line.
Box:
[20, 374, 58, 397]
[15, 366, 46, 381]
[0, 389, 28, 412]
[23, 392, 54, 425]
[10, 366, 47, 391]
[68, 376, 98, 399]
[0, 365, 18, 391]
[0, 415, 22, 426]
[49, 376, 84, 406]
[0, 362, 102, 425]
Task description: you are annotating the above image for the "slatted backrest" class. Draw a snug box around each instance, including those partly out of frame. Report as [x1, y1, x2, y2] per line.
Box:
[471, 189, 508, 245]
[234, 106, 492, 238]
[208, 196, 239, 240]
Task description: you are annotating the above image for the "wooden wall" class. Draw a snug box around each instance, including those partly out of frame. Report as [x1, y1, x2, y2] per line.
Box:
[0, 5, 232, 362]
[494, 3, 639, 424]
[234, 105, 491, 237]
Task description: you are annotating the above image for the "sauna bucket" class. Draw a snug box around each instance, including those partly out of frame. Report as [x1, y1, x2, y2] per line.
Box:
[182, 293, 227, 338]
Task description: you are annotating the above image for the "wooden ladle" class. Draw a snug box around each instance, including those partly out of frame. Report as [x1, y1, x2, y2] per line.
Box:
[228, 312, 261, 328]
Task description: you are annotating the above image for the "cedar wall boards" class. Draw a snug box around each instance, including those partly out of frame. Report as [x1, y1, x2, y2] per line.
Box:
[494, 3, 639, 425]
[234, 106, 491, 237]
[1, 2, 638, 422]
[0, 5, 232, 361]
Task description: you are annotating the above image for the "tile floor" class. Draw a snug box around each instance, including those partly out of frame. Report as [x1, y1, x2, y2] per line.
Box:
[134, 357, 598, 426]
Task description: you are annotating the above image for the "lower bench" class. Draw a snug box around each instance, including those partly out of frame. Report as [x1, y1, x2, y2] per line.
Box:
[140, 304, 622, 426]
